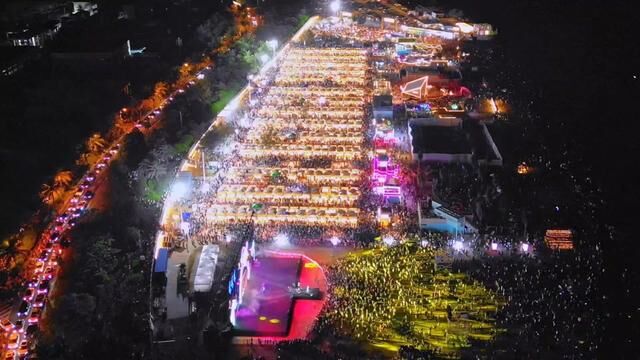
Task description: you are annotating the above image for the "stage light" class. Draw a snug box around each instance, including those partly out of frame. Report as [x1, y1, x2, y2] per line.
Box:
[329, 236, 341, 246]
[330, 0, 341, 13]
[170, 182, 189, 200]
[274, 233, 290, 247]
[491, 242, 498, 251]
[452, 240, 464, 252]
[267, 39, 278, 52]
[521, 243, 530, 252]
[179, 221, 190, 235]
[382, 235, 395, 246]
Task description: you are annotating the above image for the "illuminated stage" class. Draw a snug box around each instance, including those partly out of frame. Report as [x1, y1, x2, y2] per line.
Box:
[229, 245, 327, 340]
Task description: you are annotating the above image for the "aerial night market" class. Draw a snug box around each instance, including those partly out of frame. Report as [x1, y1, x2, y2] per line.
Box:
[0, 0, 637, 359]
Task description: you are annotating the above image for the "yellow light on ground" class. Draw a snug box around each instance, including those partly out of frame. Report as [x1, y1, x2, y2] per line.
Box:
[259, 316, 267, 321]
[304, 262, 319, 268]
[517, 162, 532, 175]
[456, 22, 474, 34]
[269, 318, 280, 324]
[489, 98, 498, 113]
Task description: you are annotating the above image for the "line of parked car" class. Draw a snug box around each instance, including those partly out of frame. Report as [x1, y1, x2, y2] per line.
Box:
[1, 66, 210, 359]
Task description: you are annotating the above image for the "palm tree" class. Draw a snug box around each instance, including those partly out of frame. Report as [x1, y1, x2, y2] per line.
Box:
[87, 133, 107, 153]
[138, 159, 168, 181]
[152, 143, 176, 164]
[140, 98, 156, 113]
[153, 82, 169, 106]
[114, 115, 133, 136]
[54, 170, 74, 188]
[39, 184, 64, 206]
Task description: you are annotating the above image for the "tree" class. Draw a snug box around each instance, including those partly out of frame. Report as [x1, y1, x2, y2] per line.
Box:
[137, 158, 168, 181]
[152, 142, 176, 164]
[49, 293, 97, 351]
[121, 129, 147, 169]
[86, 133, 106, 153]
[196, 13, 231, 49]
[53, 170, 74, 188]
[39, 184, 64, 206]
[114, 115, 133, 136]
[139, 98, 156, 113]
[152, 82, 169, 107]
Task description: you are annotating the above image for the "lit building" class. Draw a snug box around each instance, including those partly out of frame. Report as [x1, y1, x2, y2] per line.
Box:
[544, 229, 574, 250]
[6, 21, 61, 47]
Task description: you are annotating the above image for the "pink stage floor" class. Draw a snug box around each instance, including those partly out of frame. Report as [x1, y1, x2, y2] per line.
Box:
[233, 252, 327, 340]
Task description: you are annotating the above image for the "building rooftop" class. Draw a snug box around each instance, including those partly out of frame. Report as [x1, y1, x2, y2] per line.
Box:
[410, 124, 471, 154]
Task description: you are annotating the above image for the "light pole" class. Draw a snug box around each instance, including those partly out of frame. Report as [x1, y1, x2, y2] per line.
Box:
[266, 39, 278, 58]
[330, 0, 341, 16]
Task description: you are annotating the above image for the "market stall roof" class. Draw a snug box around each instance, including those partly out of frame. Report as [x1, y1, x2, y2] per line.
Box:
[194, 245, 220, 292]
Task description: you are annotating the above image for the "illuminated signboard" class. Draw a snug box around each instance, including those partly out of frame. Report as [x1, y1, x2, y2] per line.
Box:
[545, 229, 574, 250]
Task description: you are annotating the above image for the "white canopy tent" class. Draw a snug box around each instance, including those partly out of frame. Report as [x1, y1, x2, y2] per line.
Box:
[401, 76, 430, 100]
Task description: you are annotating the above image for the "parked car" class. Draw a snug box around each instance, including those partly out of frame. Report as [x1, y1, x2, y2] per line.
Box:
[23, 288, 35, 302]
[32, 294, 46, 308]
[17, 339, 29, 356]
[0, 319, 14, 332]
[6, 331, 19, 349]
[50, 231, 61, 242]
[28, 308, 42, 323]
[27, 277, 39, 288]
[42, 267, 55, 280]
[37, 280, 50, 295]
[13, 320, 24, 334]
[17, 301, 30, 317]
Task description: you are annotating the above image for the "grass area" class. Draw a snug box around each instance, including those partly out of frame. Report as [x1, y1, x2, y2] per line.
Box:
[174, 134, 195, 156]
[144, 180, 163, 202]
[326, 243, 503, 357]
[297, 14, 310, 29]
[211, 87, 241, 114]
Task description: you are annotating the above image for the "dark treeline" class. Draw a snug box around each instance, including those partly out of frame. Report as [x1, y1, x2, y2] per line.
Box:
[0, 0, 232, 239]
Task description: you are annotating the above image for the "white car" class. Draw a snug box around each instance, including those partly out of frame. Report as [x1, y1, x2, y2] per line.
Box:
[0, 319, 14, 332]
[6, 331, 20, 349]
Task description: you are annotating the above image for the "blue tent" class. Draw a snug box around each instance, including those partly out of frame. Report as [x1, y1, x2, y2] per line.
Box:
[154, 248, 169, 273]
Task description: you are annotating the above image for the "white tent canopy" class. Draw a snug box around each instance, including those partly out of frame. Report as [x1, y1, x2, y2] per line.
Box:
[193, 245, 220, 292]
[401, 76, 430, 100]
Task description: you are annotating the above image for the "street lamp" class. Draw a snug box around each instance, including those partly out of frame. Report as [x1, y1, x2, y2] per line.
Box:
[266, 39, 278, 57]
[330, 0, 341, 14]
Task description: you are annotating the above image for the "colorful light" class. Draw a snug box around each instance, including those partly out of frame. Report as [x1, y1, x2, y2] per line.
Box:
[453, 240, 464, 252]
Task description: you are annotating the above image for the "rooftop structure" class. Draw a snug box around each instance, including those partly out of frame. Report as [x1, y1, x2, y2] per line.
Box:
[409, 119, 502, 165]
[193, 245, 220, 292]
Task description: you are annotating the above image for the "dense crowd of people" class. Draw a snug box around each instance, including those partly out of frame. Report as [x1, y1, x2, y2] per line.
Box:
[318, 243, 501, 357]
